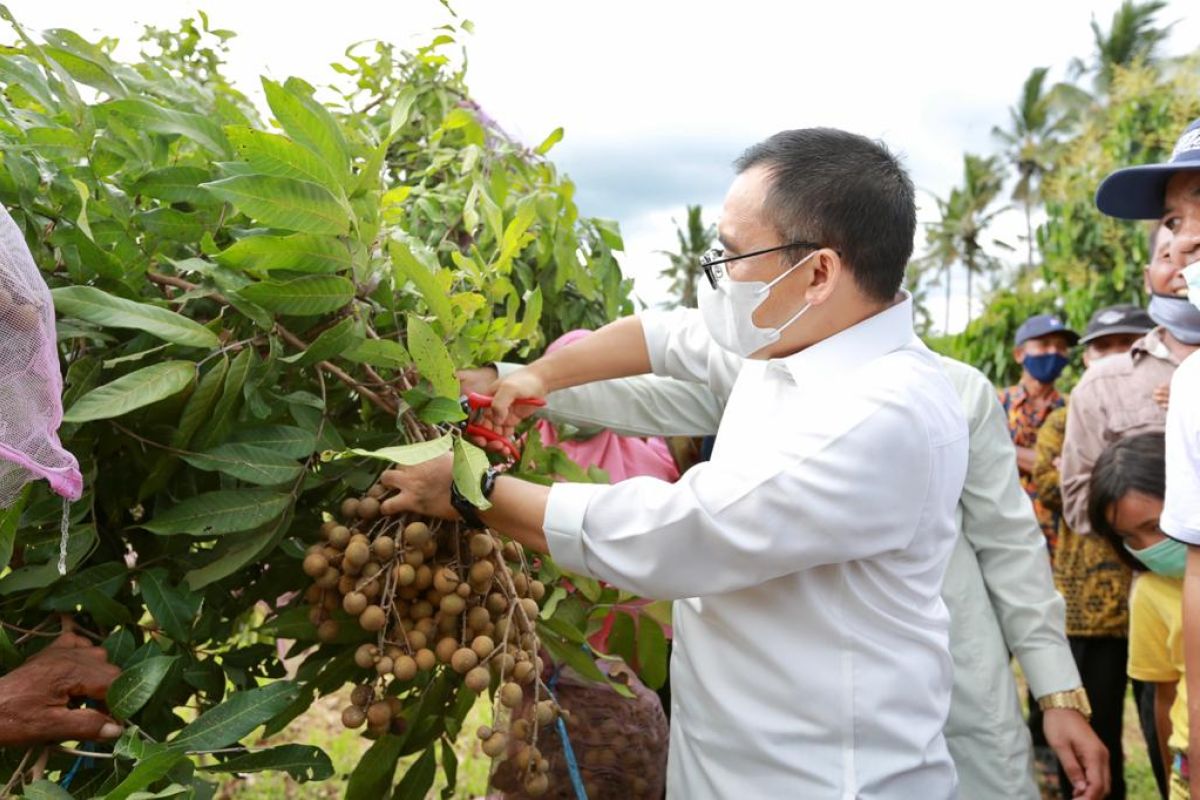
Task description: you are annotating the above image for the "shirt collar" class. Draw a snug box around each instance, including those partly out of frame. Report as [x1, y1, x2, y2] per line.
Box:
[770, 291, 917, 384]
[1133, 327, 1178, 364]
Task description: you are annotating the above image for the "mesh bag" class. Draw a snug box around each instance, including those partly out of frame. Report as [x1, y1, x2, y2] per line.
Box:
[496, 658, 669, 800]
[0, 206, 81, 506]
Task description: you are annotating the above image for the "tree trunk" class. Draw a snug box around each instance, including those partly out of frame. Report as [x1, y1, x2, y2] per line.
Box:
[1025, 202, 1035, 272]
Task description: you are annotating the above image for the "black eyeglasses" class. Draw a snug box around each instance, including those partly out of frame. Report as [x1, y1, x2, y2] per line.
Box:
[698, 241, 829, 289]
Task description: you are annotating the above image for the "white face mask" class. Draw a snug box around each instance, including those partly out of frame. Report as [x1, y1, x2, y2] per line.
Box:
[698, 250, 817, 358]
[1184, 259, 1200, 311]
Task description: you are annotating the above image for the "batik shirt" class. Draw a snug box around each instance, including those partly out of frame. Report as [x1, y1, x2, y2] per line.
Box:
[998, 383, 1064, 554]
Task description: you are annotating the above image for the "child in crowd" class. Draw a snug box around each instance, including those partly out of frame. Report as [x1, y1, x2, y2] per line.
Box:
[1089, 433, 1189, 799]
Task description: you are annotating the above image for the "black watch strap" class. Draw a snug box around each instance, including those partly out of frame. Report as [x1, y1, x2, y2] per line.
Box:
[450, 466, 501, 529]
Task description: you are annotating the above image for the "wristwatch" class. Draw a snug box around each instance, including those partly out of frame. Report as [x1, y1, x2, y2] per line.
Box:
[449, 466, 500, 529]
[1037, 688, 1092, 720]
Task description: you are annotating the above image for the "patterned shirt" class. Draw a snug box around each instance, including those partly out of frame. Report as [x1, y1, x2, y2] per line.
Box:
[1034, 406, 1131, 637]
[998, 382, 1065, 554]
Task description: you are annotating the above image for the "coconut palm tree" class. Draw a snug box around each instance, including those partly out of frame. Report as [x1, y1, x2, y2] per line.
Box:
[658, 205, 716, 308]
[1071, 0, 1173, 93]
[992, 67, 1088, 271]
[923, 154, 1010, 330]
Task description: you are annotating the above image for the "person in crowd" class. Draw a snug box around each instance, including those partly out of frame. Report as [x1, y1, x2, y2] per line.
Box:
[1000, 313, 1080, 555]
[0, 629, 122, 747]
[379, 128, 974, 798]
[1091, 116, 1200, 798]
[1034, 303, 1154, 799]
[1087, 433, 1188, 799]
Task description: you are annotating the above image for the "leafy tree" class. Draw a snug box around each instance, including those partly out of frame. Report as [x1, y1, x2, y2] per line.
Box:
[657, 204, 715, 308]
[921, 153, 1010, 330]
[1071, 0, 1173, 93]
[0, 10, 660, 798]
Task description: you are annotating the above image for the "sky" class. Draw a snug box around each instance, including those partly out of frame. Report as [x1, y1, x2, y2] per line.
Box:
[15, 0, 1200, 332]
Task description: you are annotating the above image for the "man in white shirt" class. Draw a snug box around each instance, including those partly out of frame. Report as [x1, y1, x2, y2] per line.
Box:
[381, 128, 968, 797]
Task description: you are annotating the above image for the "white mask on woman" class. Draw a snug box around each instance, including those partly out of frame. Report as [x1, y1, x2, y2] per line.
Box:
[698, 250, 818, 358]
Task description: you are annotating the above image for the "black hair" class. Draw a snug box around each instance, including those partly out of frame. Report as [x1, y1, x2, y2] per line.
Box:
[734, 128, 916, 302]
[1087, 432, 1166, 569]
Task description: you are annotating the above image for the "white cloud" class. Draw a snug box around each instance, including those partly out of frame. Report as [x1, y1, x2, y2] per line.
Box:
[18, 0, 1200, 326]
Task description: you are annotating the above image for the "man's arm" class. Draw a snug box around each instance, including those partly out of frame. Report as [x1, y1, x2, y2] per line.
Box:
[1153, 682, 1176, 782]
[1061, 377, 1107, 534]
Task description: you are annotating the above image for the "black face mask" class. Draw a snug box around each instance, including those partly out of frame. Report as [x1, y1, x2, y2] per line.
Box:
[1149, 294, 1200, 345]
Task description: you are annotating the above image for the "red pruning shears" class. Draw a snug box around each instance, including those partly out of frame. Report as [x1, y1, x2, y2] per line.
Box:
[460, 391, 546, 462]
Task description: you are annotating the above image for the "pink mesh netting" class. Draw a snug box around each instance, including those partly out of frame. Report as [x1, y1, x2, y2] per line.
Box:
[0, 205, 82, 506]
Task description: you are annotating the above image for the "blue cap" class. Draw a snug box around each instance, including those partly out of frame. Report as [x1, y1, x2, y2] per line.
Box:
[1095, 118, 1200, 219]
[1015, 313, 1079, 347]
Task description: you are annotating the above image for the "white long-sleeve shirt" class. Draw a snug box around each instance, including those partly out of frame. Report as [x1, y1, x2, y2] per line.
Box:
[541, 295, 969, 799]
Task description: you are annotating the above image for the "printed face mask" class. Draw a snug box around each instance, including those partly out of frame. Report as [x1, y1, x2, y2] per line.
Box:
[1125, 536, 1187, 578]
[1022, 352, 1069, 384]
[698, 251, 817, 358]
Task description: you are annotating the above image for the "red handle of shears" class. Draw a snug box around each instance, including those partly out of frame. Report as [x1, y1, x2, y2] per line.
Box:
[462, 393, 546, 460]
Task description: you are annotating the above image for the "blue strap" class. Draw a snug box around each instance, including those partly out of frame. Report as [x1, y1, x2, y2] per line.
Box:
[547, 667, 589, 800]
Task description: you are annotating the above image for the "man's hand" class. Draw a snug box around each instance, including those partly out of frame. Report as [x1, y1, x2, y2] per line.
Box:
[456, 366, 499, 397]
[379, 453, 459, 521]
[1043, 707, 1109, 799]
[463, 367, 548, 454]
[1154, 382, 1170, 411]
[0, 632, 123, 747]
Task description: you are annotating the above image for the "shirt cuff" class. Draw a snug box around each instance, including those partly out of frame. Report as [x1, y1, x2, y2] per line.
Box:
[1020, 645, 1083, 699]
[543, 482, 606, 577]
[640, 310, 676, 377]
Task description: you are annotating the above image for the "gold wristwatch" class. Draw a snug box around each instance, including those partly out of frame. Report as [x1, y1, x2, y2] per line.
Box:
[1037, 688, 1092, 720]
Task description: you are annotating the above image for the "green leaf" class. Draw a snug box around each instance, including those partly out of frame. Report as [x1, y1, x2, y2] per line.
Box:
[262, 77, 348, 173]
[406, 315, 458, 399]
[392, 746, 437, 800]
[203, 175, 349, 235]
[518, 286, 543, 339]
[200, 744, 334, 782]
[346, 734, 405, 800]
[282, 316, 361, 366]
[172, 681, 301, 751]
[104, 744, 189, 800]
[107, 655, 178, 720]
[0, 489, 24, 570]
[452, 438, 491, 511]
[388, 86, 418, 137]
[132, 166, 217, 205]
[63, 361, 195, 423]
[539, 632, 632, 697]
[389, 238, 454, 331]
[225, 126, 345, 196]
[238, 275, 355, 316]
[229, 425, 317, 458]
[41, 561, 127, 611]
[140, 568, 202, 642]
[216, 233, 352, 275]
[143, 489, 291, 536]
[21, 780, 75, 799]
[340, 434, 453, 465]
[172, 357, 228, 449]
[0, 526, 96, 595]
[138, 208, 207, 241]
[534, 126, 564, 155]
[636, 614, 668, 690]
[439, 739, 458, 800]
[182, 443, 303, 486]
[343, 338, 410, 370]
[52, 286, 220, 348]
[184, 522, 281, 590]
[105, 98, 229, 156]
[191, 348, 251, 450]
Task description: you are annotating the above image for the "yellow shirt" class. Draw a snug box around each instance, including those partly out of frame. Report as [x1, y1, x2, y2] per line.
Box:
[1128, 572, 1188, 752]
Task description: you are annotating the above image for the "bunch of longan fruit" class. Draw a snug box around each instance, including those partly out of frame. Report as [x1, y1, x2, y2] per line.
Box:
[300, 478, 564, 797]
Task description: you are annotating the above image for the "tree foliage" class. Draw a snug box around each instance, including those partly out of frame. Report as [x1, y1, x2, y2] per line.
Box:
[0, 9, 646, 797]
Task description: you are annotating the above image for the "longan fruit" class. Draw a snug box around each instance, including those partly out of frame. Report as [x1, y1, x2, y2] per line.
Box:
[512, 660, 536, 685]
[404, 549, 425, 568]
[414, 617, 437, 638]
[372, 535, 395, 561]
[492, 652, 516, 677]
[363, 581, 382, 601]
[404, 521, 431, 546]
[535, 700, 557, 727]
[450, 647, 478, 674]
[476, 725, 494, 741]
[513, 574, 529, 596]
[386, 696, 404, 717]
[440, 594, 466, 615]
[366, 701, 391, 727]
[469, 532, 494, 558]
[328, 525, 351, 548]
[529, 580, 545, 601]
[435, 637, 459, 664]
[433, 567, 459, 595]
[302, 552, 328, 578]
[502, 541, 520, 562]
[481, 732, 508, 758]
[410, 601, 434, 620]
[471, 635, 494, 660]
[357, 496, 381, 521]
[414, 648, 436, 671]
[467, 605, 491, 631]
[343, 591, 368, 616]
[341, 705, 366, 728]
[525, 773, 549, 796]
[421, 538, 438, 558]
[375, 656, 394, 675]
[345, 541, 370, 569]
[464, 666, 491, 693]
[362, 561, 381, 579]
[359, 605, 386, 632]
[486, 593, 508, 615]
[437, 614, 459, 636]
[367, 483, 386, 499]
[315, 566, 340, 589]
[350, 684, 374, 707]
[519, 598, 539, 619]
[354, 644, 378, 669]
[8, 304, 39, 331]
[337, 575, 357, 595]
[510, 718, 531, 741]
[321, 592, 339, 612]
[469, 560, 494, 584]
[304, 584, 323, 605]
[455, 582, 472, 599]
[316, 619, 339, 642]
[392, 655, 418, 681]
[499, 681, 523, 709]
[341, 497, 361, 520]
[414, 565, 433, 590]
[392, 563, 415, 587]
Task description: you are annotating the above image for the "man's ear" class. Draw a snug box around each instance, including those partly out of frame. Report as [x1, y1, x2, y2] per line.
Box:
[1013, 345, 1025, 365]
[804, 249, 841, 304]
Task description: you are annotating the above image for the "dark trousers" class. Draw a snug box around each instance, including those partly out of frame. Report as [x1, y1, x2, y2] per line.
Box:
[1057, 636, 1128, 800]
[1132, 678, 1168, 798]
